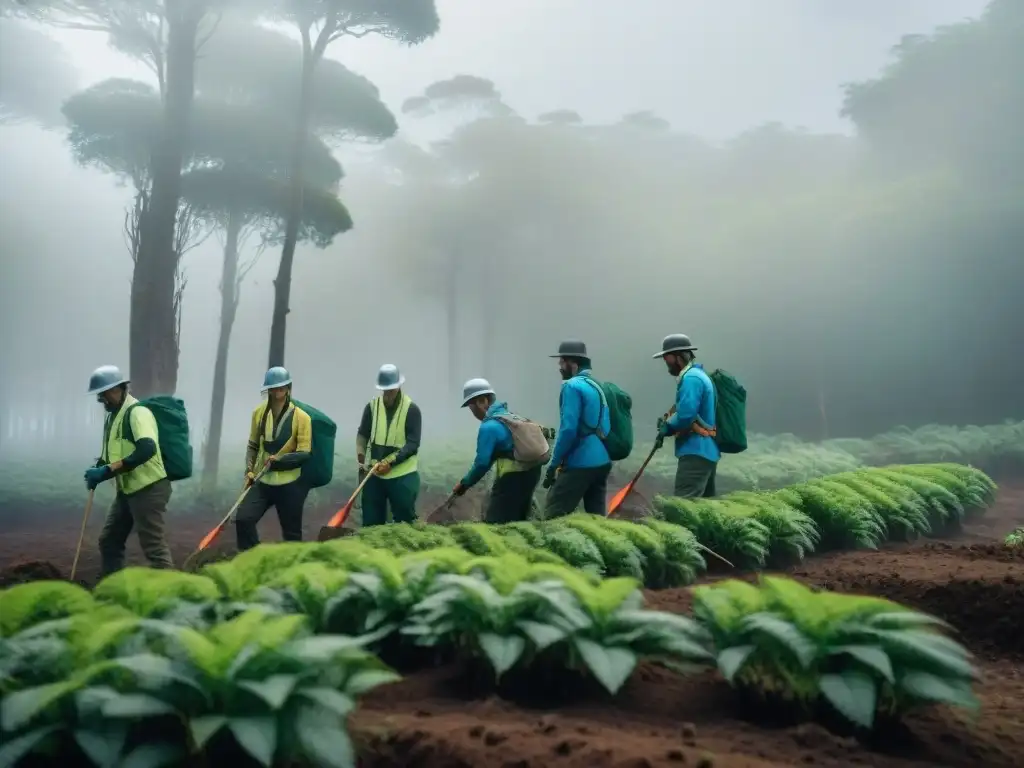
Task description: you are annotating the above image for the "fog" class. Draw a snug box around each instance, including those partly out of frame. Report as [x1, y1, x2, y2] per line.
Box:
[2, 0, 1020, 470]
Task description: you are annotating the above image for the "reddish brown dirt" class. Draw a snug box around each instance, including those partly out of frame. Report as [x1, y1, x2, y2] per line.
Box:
[1, 482, 1022, 767]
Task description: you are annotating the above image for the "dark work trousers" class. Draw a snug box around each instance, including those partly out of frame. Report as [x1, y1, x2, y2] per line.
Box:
[361, 471, 420, 526]
[98, 478, 175, 577]
[543, 463, 612, 519]
[235, 479, 310, 551]
[485, 465, 543, 524]
[673, 455, 718, 498]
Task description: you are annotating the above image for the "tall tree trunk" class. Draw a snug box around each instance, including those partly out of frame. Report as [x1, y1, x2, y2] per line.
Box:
[446, 252, 460, 398]
[267, 50, 316, 368]
[201, 209, 243, 498]
[129, 9, 200, 396]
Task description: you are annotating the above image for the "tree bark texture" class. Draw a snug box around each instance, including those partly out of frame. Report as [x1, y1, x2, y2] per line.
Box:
[201, 208, 243, 498]
[267, 52, 316, 369]
[129, 9, 199, 397]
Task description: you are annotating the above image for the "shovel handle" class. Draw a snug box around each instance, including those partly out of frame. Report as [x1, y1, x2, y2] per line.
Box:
[70, 489, 95, 582]
[325, 463, 379, 529]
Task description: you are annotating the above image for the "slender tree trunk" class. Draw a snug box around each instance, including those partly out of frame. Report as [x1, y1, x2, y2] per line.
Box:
[446, 252, 460, 397]
[129, 9, 200, 396]
[201, 209, 243, 498]
[267, 50, 316, 368]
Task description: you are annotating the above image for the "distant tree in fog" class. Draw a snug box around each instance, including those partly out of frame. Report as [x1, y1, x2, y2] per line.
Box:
[17, 0, 234, 398]
[62, 16, 398, 494]
[254, 0, 439, 369]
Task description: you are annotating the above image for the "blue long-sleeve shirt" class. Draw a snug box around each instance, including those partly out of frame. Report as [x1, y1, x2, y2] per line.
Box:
[461, 401, 517, 487]
[664, 363, 720, 463]
[550, 369, 611, 470]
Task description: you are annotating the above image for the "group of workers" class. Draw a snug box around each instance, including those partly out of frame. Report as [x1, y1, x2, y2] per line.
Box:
[82, 333, 719, 577]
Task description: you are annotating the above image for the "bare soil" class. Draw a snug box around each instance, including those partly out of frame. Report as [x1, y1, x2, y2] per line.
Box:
[1, 482, 1022, 768]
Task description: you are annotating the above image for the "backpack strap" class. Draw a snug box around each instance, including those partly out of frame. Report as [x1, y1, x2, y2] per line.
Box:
[258, 400, 295, 454]
[576, 378, 608, 440]
[119, 403, 138, 443]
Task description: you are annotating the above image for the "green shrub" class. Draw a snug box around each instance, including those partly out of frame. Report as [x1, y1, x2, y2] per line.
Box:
[691, 576, 979, 729]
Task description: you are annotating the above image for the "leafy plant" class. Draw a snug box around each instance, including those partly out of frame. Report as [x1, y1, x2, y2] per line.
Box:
[691, 576, 979, 729]
[0, 581, 95, 638]
[93, 568, 221, 618]
[0, 609, 399, 768]
[1005, 527, 1024, 548]
[653, 496, 773, 567]
[402, 554, 711, 693]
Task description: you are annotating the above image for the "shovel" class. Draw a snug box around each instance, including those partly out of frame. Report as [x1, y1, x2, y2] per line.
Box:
[607, 440, 661, 516]
[182, 463, 270, 571]
[70, 489, 95, 582]
[317, 462, 379, 541]
[425, 492, 458, 524]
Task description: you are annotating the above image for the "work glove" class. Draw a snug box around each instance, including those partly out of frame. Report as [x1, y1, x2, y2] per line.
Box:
[375, 461, 392, 476]
[657, 420, 671, 439]
[452, 481, 467, 497]
[542, 469, 557, 490]
[84, 465, 113, 491]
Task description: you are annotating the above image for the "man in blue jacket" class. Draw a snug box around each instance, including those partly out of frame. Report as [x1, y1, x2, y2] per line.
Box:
[653, 333, 720, 498]
[453, 378, 553, 523]
[543, 340, 612, 517]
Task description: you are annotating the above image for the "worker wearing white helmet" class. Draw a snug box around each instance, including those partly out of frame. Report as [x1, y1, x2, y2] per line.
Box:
[355, 364, 422, 525]
[235, 367, 314, 550]
[453, 378, 555, 523]
[85, 365, 174, 574]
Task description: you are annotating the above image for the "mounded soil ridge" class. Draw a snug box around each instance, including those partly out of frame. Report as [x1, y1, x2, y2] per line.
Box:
[0, 481, 1022, 767]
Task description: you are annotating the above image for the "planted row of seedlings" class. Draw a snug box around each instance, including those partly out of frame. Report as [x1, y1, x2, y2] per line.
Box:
[1, 541, 980, 767]
[357, 463, 998, 587]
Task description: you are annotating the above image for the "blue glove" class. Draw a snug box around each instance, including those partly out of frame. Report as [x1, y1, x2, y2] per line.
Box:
[84, 465, 113, 490]
[657, 421, 671, 439]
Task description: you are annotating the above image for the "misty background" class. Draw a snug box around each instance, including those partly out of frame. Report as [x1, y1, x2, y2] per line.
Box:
[1, 0, 1021, 475]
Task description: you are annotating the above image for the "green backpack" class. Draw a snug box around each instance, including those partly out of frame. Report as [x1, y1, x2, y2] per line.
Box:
[123, 396, 193, 481]
[708, 369, 747, 454]
[292, 400, 337, 488]
[578, 379, 634, 462]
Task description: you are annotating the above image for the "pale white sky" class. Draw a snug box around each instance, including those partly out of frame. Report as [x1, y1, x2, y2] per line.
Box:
[47, 0, 986, 139]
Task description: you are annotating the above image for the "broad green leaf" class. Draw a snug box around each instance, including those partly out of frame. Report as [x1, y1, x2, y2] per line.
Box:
[478, 633, 526, 677]
[114, 654, 204, 693]
[516, 620, 568, 650]
[102, 694, 177, 719]
[239, 675, 299, 711]
[0, 725, 59, 768]
[297, 687, 356, 716]
[287, 635, 369, 663]
[229, 716, 277, 766]
[74, 725, 128, 768]
[295, 706, 356, 768]
[119, 743, 187, 768]
[343, 668, 401, 696]
[74, 686, 120, 719]
[573, 638, 637, 694]
[866, 611, 951, 631]
[741, 613, 816, 668]
[1, 680, 75, 731]
[900, 671, 979, 710]
[717, 645, 756, 683]
[819, 671, 877, 729]
[831, 645, 894, 683]
[189, 714, 228, 749]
